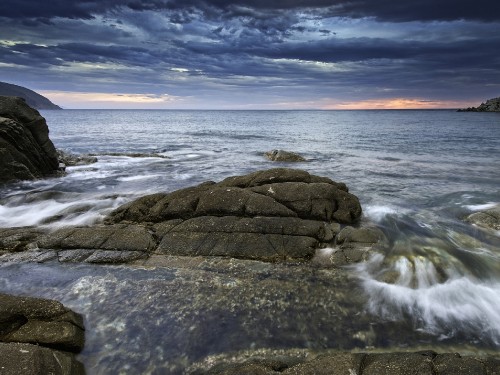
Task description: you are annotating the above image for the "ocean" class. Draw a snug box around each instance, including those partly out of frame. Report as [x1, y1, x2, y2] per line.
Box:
[0, 109, 499, 373]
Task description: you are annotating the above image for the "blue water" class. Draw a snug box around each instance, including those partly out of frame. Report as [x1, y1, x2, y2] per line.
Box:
[0, 110, 499, 373]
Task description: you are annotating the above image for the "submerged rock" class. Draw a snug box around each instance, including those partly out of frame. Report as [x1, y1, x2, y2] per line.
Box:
[57, 149, 98, 167]
[466, 206, 500, 231]
[0, 293, 85, 374]
[265, 149, 306, 162]
[0, 96, 59, 183]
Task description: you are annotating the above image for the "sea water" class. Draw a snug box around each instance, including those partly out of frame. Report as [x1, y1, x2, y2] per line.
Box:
[0, 109, 499, 372]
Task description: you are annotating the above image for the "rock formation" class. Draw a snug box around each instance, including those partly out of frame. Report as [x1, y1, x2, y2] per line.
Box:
[0, 293, 85, 374]
[0, 168, 376, 265]
[458, 97, 500, 112]
[466, 206, 500, 231]
[106, 168, 362, 261]
[0, 96, 60, 184]
[265, 149, 306, 162]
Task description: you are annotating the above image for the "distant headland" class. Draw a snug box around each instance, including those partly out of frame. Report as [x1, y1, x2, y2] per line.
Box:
[458, 96, 500, 112]
[0, 81, 61, 110]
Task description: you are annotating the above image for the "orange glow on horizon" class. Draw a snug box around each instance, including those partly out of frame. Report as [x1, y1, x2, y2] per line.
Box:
[322, 98, 473, 110]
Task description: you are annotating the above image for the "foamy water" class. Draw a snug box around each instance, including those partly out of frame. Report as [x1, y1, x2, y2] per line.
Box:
[356, 253, 500, 345]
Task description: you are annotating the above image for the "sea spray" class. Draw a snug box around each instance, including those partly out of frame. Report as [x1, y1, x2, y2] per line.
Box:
[356, 253, 500, 345]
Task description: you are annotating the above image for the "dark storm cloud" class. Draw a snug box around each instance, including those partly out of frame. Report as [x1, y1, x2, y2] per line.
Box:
[1, 0, 499, 107]
[119, 0, 500, 22]
[2, 0, 499, 22]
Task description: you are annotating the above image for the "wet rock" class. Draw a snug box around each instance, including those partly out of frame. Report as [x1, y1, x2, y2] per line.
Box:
[265, 150, 306, 162]
[20, 224, 156, 264]
[362, 352, 435, 375]
[337, 226, 386, 245]
[36, 224, 156, 252]
[466, 206, 500, 231]
[57, 149, 98, 166]
[85, 249, 147, 263]
[0, 169, 369, 264]
[107, 168, 361, 261]
[0, 96, 59, 184]
[337, 246, 372, 266]
[201, 351, 499, 375]
[0, 293, 84, 352]
[0, 342, 85, 375]
[0, 227, 45, 252]
[433, 353, 489, 375]
[281, 353, 365, 375]
[312, 226, 386, 268]
[0, 292, 84, 374]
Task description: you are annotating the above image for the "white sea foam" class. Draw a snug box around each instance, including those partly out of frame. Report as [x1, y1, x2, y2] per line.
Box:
[464, 202, 498, 211]
[312, 247, 336, 265]
[364, 205, 400, 221]
[0, 196, 127, 228]
[117, 175, 161, 182]
[356, 253, 500, 343]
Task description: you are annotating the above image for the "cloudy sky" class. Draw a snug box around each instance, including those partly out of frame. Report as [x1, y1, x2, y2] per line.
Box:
[1, 0, 499, 109]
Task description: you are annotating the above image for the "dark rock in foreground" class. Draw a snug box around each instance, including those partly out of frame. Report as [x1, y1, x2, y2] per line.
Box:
[196, 350, 500, 375]
[106, 168, 362, 261]
[0, 96, 60, 184]
[0, 293, 85, 352]
[458, 96, 500, 112]
[0, 343, 85, 375]
[265, 149, 306, 162]
[0, 293, 85, 374]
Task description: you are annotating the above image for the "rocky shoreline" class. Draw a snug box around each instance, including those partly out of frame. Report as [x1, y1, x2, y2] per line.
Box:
[458, 96, 500, 112]
[1, 96, 500, 373]
[0, 167, 386, 267]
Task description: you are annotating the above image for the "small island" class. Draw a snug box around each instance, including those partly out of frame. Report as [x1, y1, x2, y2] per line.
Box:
[458, 96, 500, 112]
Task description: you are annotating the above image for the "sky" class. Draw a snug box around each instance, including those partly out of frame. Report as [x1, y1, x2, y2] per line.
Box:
[1, 0, 499, 109]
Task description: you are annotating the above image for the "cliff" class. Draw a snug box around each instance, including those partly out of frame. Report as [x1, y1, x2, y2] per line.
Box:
[0, 82, 61, 110]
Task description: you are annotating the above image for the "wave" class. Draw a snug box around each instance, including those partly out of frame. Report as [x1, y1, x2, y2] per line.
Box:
[0, 194, 127, 228]
[356, 253, 500, 345]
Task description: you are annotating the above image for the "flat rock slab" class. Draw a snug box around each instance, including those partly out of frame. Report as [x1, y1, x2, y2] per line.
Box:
[36, 224, 156, 252]
[198, 351, 500, 375]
